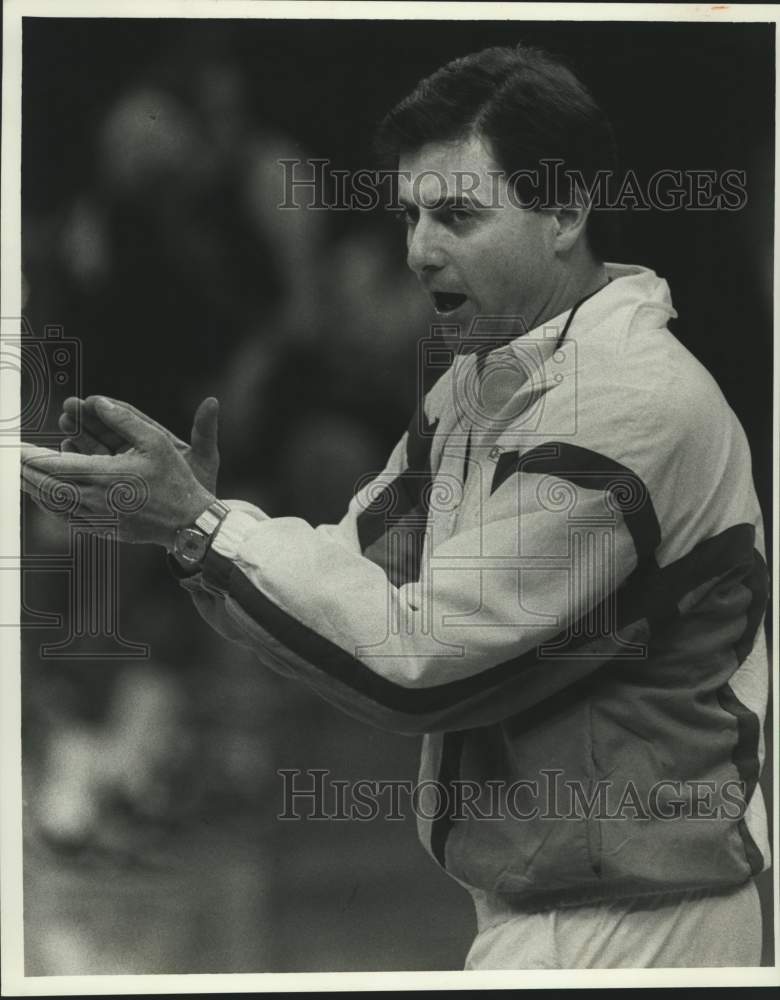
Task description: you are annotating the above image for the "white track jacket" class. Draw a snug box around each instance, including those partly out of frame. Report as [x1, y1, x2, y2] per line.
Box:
[176, 263, 770, 908]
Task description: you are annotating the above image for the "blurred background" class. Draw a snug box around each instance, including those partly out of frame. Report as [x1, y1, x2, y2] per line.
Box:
[19, 16, 774, 972]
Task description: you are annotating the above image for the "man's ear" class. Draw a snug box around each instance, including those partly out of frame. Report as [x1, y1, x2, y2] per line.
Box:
[550, 201, 591, 253]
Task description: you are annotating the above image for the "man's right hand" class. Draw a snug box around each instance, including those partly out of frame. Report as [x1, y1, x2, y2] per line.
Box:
[58, 395, 220, 495]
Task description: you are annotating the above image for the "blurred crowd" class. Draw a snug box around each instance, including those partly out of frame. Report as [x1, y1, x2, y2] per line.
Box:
[20, 38, 458, 973]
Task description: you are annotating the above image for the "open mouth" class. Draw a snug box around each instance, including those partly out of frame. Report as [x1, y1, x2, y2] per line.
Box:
[432, 292, 468, 315]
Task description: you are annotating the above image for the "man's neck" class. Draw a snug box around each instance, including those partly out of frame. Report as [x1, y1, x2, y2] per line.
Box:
[532, 258, 610, 331]
[462, 258, 610, 367]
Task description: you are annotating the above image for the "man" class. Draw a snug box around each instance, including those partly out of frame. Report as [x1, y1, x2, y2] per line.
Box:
[21, 44, 770, 969]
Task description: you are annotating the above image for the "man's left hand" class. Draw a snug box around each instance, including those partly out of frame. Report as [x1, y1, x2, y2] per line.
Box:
[21, 397, 216, 550]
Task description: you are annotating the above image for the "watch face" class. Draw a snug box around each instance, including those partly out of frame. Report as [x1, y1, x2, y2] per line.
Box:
[174, 526, 207, 564]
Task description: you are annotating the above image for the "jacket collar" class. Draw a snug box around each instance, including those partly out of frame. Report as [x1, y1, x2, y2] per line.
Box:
[461, 263, 677, 425]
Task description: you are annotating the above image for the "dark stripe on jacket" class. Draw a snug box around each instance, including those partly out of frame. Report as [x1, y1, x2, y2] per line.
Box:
[430, 732, 466, 868]
[716, 683, 766, 876]
[711, 547, 769, 876]
[356, 408, 439, 585]
[202, 523, 758, 721]
[491, 442, 661, 566]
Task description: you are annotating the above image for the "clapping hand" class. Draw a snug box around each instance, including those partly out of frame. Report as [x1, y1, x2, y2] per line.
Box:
[58, 395, 221, 495]
[21, 396, 220, 550]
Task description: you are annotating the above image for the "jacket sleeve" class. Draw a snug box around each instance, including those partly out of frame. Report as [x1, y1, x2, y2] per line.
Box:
[175, 431, 664, 734]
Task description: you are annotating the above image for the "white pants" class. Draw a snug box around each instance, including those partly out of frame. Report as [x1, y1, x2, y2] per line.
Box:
[465, 880, 762, 969]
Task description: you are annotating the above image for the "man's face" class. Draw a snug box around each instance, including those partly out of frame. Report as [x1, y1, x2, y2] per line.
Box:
[397, 133, 558, 337]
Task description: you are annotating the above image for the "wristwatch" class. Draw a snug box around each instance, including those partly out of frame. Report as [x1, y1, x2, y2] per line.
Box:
[172, 499, 230, 568]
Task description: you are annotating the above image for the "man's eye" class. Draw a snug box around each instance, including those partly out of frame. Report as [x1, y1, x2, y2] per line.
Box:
[429, 204, 472, 226]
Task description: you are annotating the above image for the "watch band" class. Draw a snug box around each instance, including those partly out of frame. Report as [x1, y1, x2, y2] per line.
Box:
[194, 499, 231, 537]
[173, 499, 230, 567]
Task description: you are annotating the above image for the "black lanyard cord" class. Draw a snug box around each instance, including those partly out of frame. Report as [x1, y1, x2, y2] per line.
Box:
[554, 276, 612, 352]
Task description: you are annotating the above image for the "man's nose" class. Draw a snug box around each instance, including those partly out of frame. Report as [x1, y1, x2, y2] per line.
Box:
[406, 217, 446, 275]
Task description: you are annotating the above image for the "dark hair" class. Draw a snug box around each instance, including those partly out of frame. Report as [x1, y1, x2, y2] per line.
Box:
[374, 44, 619, 261]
